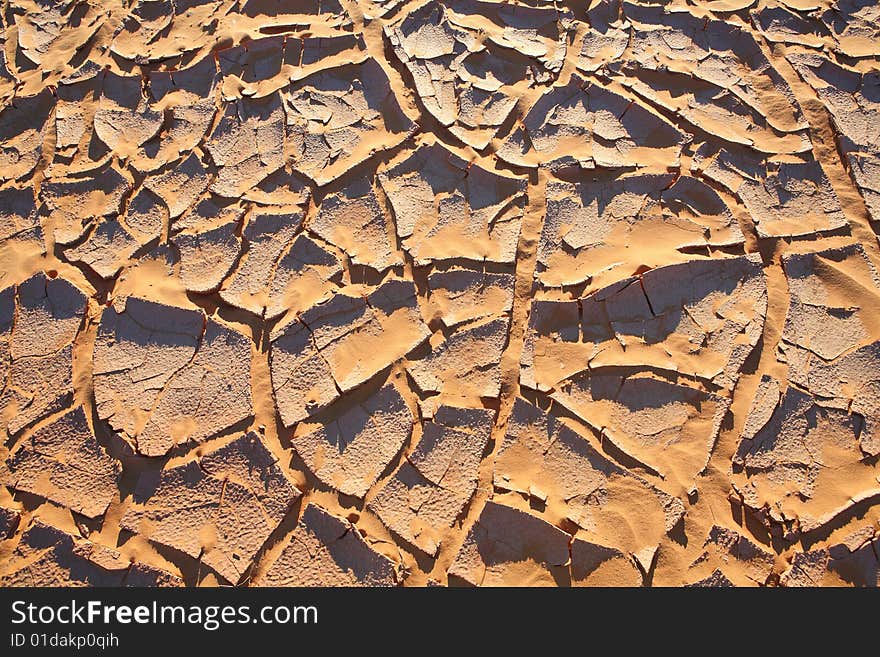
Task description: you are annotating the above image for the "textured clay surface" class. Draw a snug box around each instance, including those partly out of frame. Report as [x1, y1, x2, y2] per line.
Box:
[1, 0, 879, 587]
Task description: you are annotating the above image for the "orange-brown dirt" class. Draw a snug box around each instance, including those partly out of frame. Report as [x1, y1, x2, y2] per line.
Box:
[1, 0, 879, 587]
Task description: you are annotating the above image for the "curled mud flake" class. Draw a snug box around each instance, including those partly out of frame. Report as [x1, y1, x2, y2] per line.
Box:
[741, 376, 782, 443]
[269, 279, 429, 426]
[2, 406, 120, 519]
[685, 525, 775, 587]
[407, 315, 511, 398]
[290, 383, 412, 498]
[120, 432, 300, 585]
[310, 177, 402, 273]
[776, 245, 880, 458]
[268, 320, 338, 427]
[0, 273, 87, 436]
[692, 0, 757, 10]
[64, 220, 141, 280]
[700, 145, 851, 239]
[569, 534, 643, 586]
[265, 234, 343, 319]
[0, 188, 43, 251]
[661, 176, 744, 247]
[818, 0, 880, 59]
[92, 297, 253, 456]
[617, 2, 811, 154]
[110, 0, 236, 64]
[449, 500, 642, 586]
[386, 1, 573, 149]
[739, 161, 847, 238]
[449, 500, 571, 586]
[41, 165, 131, 246]
[426, 268, 515, 328]
[123, 188, 168, 245]
[551, 373, 730, 484]
[0, 90, 54, 184]
[93, 72, 164, 159]
[576, 1, 631, 74]
[684, 569, 736, 587]
[175, 220, 244, 294]
[205, 92, 287, 199]
[789, 54, 880, 224]
[0, 519, 182, 587]
[782, 529, 879, 586]
[239, 0, 353, 30]
[14, 0, 105, 71]
[444, 0, 573, 74]
[779, 244, 880, 362]
[71, 58, 217, 175]
[494, 397, 684, 547]
[0, 506, 21, 539]
[751, 5, 829, 48]
[173, 197, 243, 234]
[54, 93, 89, 158]
[242, 167, 311, 207]
[0, 36, 14, 100]
[111, 0, 175, 59]
[522, 255, 767, 393]
[142, 153, 213, 220]
[732, 379, 880, 534]
[690, 142, 766, 195]
[537, 173, 744, 287]
[282, 59, 414, 186]
[498, 74, 688, 170]
[780, 548, 829, 587]
[254, 504, 399, 587]
[368, 406, 493, 556]
[58, 60, 103, 87]
[379, 143, 526, 265]
[219, 33, 368, 102]
[787, 343, 880, 458]
[847, 153, 880, 226]
[140, 59, 219, 173]
[219, 206, 306, 316]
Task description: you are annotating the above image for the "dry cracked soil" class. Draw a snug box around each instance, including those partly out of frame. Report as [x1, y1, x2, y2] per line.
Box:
[1, 0, 879, 587]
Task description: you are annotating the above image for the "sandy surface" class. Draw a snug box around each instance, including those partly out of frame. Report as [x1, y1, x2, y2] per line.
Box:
[1, 0, 879, 587]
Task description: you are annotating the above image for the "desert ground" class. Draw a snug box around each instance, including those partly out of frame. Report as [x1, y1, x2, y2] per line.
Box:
[0, 0, 878, 587]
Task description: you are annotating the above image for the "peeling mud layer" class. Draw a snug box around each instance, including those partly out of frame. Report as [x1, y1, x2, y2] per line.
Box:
[1, 0, 879, 588]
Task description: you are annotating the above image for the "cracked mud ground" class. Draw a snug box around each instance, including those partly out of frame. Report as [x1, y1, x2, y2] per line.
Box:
[1, 0, 879, 588]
